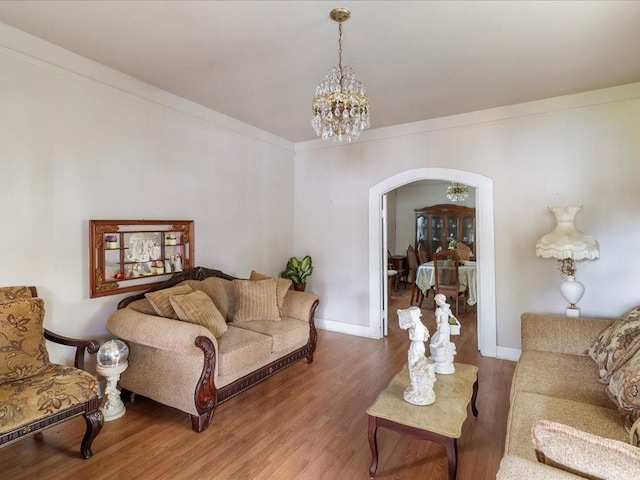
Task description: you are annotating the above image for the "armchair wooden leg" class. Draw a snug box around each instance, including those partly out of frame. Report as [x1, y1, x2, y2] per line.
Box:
[81, 409, 104, 459]
[190, 409, 215, 433]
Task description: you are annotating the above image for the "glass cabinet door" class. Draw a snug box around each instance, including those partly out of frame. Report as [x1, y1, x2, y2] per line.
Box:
[446, 215, 458, 248]
[431, 215, 443, 253]
[416, 214, 427, 252]
[462, 215, 475, 257]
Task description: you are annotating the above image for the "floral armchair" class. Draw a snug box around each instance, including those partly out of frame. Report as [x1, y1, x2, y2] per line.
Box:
[0, 286, 103, 458]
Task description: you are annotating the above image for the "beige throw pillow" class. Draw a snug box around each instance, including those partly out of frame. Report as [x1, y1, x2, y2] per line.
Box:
[587, 306, 640, 384]
[249, 270, 292, 314]
[232, 278, 280, 323]
[0, 286, 34, 305]
[170, 290, 228, 338]
[532, 420, 640, 479]
[145, 284, 193, 319]
[0, 298, 51, 383]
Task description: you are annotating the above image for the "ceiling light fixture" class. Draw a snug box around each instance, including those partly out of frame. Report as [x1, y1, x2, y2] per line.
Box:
[446, 183, 469, 202]
[312, 7, 370, 143]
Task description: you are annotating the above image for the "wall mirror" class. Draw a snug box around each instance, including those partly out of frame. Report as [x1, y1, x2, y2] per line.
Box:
[89, 219, 194, 298]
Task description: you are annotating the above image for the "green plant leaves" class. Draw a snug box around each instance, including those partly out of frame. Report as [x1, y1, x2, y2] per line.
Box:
[283, 255, 313, 284]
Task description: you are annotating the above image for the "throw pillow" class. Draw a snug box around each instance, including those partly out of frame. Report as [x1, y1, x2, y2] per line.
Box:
[0, 286, 34, 305]
[169, 290, 228, 338]
[0, 298, 51, 383]
[587, 306, 640, 384]
[232, 278, 280, 323]
[249, 270, 292, 314]
[145, 284, 193, 319]
[531, 420, 640, 480]
[607, 348, 640, 444]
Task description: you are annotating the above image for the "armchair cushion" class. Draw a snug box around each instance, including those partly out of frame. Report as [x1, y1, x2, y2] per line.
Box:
[145, 284, 193, 319]
[0, 364, 98, 435]
[170, 290, 228, 338]
[0, 298, 50, 384]
[232, 278, 280, 323]
[532, 420, 640, 480]
[587, 306, 640, 384]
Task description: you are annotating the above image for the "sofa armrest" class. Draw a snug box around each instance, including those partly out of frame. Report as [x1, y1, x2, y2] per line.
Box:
[281, 290, 319, 322]
[521, 313, 614, 355]
[107, 308, 218, 355]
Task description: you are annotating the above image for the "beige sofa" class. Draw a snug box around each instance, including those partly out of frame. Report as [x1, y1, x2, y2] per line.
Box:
[497, 312, 640, 479]
[107, 267, 319, 433]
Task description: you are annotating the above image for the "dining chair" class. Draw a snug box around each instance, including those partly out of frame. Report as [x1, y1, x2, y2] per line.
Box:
[432, 249, 468, 318]
[406, 245, 424, 305]
[416, 243, 428, 264]
[457, 242, 472, 262]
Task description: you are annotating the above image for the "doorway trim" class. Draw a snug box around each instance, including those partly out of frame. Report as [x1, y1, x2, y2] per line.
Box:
[368, 168, 497, 357]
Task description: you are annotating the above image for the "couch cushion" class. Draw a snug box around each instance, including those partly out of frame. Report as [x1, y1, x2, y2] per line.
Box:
[217, 326, 272, 378]
[0, 364, 98, 434]
[531, 420, 640, 480]
[587, 306, 640, 384]
[506, 391, 627, 462]
[0, 298, 50, 384]
[145, 284, 193, 319]
[0, 286, 34, 304]
[607, 348, 640, 434]
[249, 271, 292, 314]
[512, 350, 612, 409]
[232, 317, 309, 353]
[170, 290, 228, 338]
[232, 279, 280, 323]
[127, 298, 158, 316]
[180, 278, 235, 322]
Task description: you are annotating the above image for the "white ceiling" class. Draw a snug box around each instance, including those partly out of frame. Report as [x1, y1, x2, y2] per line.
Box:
[1, 1, 640, 143]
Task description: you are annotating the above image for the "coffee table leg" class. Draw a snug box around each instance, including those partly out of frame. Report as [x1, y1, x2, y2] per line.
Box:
[471, 378, 479, 417]
[444, 437, 458, 480]
[368, 415, 379, 477]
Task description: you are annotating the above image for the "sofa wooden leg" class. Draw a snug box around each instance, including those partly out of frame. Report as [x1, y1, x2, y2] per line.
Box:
[190, 409, 215, 433]
[81, 409, 104, 459]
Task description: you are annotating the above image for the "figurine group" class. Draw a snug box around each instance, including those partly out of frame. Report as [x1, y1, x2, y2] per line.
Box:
[397, 293, 458, 406]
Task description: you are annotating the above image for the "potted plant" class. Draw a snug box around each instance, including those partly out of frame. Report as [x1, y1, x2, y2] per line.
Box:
[448, 314, 461, 335]
[282, 255, 313, 291]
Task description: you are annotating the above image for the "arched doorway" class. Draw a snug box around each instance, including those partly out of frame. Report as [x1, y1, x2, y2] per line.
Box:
[368, 168, 497, 357]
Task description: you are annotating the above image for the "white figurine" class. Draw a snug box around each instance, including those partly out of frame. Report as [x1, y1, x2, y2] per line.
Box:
[173, 253, 183, 272]
[429, 294, 457, 374]
[398, 306, 436, 406]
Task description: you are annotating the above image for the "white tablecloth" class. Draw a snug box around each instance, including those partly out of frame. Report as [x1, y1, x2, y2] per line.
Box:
[416, 261, 478, 306]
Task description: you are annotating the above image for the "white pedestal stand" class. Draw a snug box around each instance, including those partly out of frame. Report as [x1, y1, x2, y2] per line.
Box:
[96, 361, 128, 421]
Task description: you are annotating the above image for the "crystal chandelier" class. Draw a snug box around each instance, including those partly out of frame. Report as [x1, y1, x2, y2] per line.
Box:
[446, 183, 469, 202]
[312, 7, 370, 143]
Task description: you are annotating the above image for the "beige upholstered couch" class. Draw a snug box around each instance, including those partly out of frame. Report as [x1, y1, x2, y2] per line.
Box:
[107, 267, 319, 433]
[497, 312, 640, 479]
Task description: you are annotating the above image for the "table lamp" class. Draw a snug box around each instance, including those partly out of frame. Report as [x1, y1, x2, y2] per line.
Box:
[535, 206, 599, 317]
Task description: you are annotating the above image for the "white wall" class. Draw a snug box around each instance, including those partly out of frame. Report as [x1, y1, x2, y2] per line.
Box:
[0, 25, 296, 365]
[393, 182, 476, 256]
[295, 83, 640, 351]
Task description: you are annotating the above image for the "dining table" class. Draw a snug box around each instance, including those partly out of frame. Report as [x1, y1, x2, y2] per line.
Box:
[416, 261, 478, 306]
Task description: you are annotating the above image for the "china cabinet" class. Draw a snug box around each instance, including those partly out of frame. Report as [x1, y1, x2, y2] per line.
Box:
[414, 204, 475, 261]
[89, 220, 194, 298]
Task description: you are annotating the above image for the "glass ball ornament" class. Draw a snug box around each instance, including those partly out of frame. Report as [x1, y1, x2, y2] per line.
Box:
[97, 339, 129, 367]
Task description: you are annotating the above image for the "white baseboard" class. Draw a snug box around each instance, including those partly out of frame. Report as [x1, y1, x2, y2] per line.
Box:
[315, 317, 374, 338]
[496, 346, 521, 361]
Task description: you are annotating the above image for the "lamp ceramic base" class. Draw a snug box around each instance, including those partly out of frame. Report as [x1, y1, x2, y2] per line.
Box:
[566, 307, 580, 318]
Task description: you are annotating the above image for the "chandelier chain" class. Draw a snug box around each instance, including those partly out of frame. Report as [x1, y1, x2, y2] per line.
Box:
[338, 22, 343, 85]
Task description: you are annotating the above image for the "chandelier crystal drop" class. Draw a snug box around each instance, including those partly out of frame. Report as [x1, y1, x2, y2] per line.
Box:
[312, 8, 370, 143]
[446, 183, 469, 202]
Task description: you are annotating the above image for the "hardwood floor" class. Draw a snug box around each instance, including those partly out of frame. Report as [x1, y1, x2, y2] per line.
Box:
[0, 286, 515, 479]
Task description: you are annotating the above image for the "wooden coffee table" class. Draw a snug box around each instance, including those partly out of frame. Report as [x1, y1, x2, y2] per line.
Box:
[367, 363, 479, 480]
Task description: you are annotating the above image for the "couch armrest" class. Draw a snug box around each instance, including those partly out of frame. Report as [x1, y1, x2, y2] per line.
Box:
[521, 313, 614, 355]
[281, 290, 319, 322]
[107, 308, 218, 355]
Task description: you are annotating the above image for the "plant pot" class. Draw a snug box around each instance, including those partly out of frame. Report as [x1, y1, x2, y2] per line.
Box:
[293, 283, 306, 292]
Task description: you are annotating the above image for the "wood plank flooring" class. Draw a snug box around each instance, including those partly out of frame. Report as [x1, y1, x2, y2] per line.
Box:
[0, 286, 515, 479]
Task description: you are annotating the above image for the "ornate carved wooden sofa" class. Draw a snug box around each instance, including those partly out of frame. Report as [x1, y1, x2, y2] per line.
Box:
[0, 286, 103, 459]
[107, 267, 319, 432]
